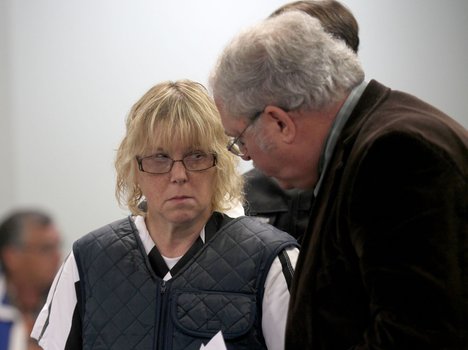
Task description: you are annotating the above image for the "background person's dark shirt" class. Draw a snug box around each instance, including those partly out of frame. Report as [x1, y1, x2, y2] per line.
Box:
[243, 168, 313, 242]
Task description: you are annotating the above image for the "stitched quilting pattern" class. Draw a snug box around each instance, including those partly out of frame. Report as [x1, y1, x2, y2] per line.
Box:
[76, 219, 157, 350]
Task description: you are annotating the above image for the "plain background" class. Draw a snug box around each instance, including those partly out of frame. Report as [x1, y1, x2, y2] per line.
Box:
[1, 0, 467, 251]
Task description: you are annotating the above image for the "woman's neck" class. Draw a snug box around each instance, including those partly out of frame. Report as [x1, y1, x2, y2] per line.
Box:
[145, 214, 210, 258]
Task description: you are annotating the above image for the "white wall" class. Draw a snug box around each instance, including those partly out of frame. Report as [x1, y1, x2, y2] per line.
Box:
[352, 1, 468, 123]
[0, 0, 14, 216]
[1, 0, 467, 251]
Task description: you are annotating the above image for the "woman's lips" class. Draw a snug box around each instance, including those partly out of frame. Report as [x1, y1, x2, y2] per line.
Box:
[168, 195, 192, 202]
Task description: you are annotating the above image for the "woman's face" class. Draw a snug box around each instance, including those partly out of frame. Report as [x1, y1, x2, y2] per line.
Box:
[136, 144, 216, 227]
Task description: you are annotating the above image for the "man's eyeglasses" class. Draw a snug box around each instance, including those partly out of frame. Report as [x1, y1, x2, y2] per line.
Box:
[226, 110, 263, 157]
[136, 152, 217, 174]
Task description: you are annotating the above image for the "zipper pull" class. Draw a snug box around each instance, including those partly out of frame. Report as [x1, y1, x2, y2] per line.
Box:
[161, 280, 166, 294]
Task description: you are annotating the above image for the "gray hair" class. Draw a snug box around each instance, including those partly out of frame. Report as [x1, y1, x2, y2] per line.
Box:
[210, 11, 365, 119]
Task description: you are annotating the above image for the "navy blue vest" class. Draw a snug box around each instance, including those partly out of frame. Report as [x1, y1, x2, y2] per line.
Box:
[73, 214, 298, 350]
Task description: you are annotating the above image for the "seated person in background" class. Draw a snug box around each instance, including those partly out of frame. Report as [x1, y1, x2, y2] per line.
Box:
[32, 80, 299, 350]
[243, 0, 360, 242]
[0, 209, 62, 350]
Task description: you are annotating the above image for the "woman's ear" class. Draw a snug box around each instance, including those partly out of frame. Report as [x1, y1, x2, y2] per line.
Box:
[263, 105, 296, 143]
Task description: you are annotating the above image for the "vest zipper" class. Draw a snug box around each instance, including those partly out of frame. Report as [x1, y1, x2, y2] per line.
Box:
[156, 280, 168, 349]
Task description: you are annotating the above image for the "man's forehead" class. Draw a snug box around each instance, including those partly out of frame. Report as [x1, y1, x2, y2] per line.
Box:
[221, 116, 245, 137]
[213, 98, 247, 134]
[25, 222, 59, 238]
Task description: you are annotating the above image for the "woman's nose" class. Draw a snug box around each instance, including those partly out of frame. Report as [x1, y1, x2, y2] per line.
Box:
[170, 160, 188, 183]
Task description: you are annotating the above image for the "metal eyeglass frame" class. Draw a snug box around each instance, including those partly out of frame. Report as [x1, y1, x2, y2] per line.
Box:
[226, 110, 264, 157]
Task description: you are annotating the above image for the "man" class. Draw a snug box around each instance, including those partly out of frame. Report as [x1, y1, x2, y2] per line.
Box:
[0, 209, 62, 350]
[243, 0, 359, 242]
[210, 7, 468, 350]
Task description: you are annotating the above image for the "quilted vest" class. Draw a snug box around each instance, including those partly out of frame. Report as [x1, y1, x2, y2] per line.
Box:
[73, 214, 298, 350]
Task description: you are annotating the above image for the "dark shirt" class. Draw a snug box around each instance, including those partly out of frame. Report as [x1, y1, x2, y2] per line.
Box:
[243, 168, 313, 242]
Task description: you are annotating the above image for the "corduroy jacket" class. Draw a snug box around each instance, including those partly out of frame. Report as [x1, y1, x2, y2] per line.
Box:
[286, 80, 468, 349]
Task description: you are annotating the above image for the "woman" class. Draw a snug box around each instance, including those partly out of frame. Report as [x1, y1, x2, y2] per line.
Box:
[31, 80, 299, 350]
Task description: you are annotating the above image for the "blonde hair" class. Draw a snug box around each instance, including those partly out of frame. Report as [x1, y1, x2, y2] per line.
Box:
[115, 80, 244, 216]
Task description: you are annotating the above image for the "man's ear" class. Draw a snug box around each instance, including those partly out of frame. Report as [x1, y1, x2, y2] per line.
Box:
[264, 105, 296, 143]
[2, 246, 21, 273]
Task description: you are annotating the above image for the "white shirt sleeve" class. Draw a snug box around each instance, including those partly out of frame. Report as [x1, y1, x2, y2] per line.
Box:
[31, 251, 80, 350]
[262, 246, 299, 350]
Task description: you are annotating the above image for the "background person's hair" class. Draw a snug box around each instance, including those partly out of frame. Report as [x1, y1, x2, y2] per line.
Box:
[270, 0, 359, 53]
[210, 11, 364, 119]
[0, 209, 52, 271]
[115, 80, 244, 216]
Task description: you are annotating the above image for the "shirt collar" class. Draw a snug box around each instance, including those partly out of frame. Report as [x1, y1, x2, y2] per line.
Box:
[314, 80, 368, 197]
[133, 215, 206, 255]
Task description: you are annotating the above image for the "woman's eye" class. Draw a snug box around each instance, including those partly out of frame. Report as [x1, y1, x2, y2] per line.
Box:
[149, 154, 171, 164]
[187, 152, 206, 160]
[153, 153, 170, 160]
